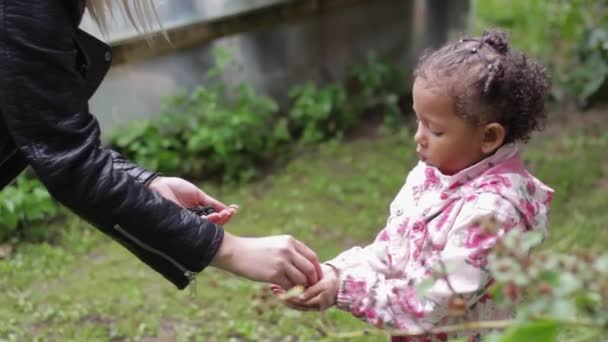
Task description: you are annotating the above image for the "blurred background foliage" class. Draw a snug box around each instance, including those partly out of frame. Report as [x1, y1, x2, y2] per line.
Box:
[475, 0, 608, 107]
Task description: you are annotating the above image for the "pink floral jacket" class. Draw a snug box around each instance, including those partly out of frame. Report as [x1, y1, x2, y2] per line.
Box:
[327, 143, 554, 341]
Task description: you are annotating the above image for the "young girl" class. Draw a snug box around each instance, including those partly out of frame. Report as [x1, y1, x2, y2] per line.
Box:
[274, 29, 554, 341]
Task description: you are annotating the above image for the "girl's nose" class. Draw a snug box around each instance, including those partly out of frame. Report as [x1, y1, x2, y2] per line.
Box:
[414, 123, 425, 146]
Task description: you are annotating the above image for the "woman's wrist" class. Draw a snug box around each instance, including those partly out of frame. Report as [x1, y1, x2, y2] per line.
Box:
[144, 173, 163, 187]
[210, 231, 238, 272]
[147, 175, 162, 189]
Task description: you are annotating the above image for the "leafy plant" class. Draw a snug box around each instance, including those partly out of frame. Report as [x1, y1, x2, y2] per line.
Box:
[347, 52, 408, 128]
[475, 0, 608, 107]
[178, 82, 282, 181]
[110, 47, 286, 181]
[288, 83, 349, 144]
[109, 50, 409, 182]
[110, 120, 182, 174]
[0, 175, 61, 242]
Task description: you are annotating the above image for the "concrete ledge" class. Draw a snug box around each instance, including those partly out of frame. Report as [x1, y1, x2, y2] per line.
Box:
[110, 0, 369, 65]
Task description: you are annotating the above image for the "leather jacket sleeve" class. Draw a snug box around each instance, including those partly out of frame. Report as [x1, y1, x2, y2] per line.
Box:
[0, 1, 224, 289]
[108, 149, 160, 186]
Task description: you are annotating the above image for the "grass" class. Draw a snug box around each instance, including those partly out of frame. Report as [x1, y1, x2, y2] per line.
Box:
[1, 109, 607, 341]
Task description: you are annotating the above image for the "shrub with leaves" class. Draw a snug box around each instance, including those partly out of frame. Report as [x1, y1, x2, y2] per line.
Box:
[110, 48, 286, 182]
[110, 51, 409, 182]
[0, 175, 61, 242]
[288, 83, 349, 143]
[347, 52, 408, 125]
[475, 0, 608, 107]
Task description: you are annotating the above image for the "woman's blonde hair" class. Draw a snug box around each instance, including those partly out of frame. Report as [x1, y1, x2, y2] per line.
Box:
[86, 0, 160, 35]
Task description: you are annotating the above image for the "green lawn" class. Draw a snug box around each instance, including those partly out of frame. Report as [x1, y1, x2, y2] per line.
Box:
[1, 109, 607, 341]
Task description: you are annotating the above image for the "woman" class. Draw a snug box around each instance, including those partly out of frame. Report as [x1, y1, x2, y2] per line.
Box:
[0, 0, 321, 290]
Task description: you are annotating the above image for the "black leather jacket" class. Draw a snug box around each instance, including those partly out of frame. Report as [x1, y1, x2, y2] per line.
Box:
[0, 1, 224, 289]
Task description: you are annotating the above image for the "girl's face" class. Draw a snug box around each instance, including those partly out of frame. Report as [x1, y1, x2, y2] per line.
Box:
[412, 78, 489, 175]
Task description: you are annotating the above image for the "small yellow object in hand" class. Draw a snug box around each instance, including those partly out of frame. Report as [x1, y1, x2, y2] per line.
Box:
[278, 285, 305, 300]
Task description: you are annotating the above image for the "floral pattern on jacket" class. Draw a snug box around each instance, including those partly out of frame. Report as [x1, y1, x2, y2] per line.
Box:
[326, 143, 554, 340]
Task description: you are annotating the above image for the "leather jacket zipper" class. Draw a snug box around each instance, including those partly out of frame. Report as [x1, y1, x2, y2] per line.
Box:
[112, 224, 198, 296]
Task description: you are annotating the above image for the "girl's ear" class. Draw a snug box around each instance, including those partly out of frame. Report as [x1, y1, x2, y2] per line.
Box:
[481, 123, 506, 154]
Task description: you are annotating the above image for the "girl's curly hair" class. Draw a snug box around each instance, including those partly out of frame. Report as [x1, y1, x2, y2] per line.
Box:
[414, 29, 550, 143]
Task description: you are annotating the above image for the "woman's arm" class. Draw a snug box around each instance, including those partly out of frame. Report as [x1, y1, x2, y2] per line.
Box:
[0, 1, 222, 288]
[0, 1, 322, 290]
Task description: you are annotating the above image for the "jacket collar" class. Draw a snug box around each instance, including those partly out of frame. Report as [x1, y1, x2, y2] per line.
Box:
[416, 143, 521, 195]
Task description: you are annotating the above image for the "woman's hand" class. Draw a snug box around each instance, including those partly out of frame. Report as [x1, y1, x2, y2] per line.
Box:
[211, 233, 323, 290]
[148, 176, 237, 225]
[272, 264, 339, 311]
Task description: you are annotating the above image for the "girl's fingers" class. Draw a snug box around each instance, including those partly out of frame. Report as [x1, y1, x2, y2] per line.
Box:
[284, 296, 321, 311]
[294, 291, 333, 311]
[284, 301, 318, 311]
[298, 280, 327, 301]
[272, 284, 322, 311]
[271, 284, 285, 295]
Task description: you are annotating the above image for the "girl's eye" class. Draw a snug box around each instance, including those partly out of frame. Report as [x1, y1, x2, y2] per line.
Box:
[431, 130, 444, 136]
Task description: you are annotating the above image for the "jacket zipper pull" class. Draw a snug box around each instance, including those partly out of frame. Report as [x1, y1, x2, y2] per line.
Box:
[185, 271, 198, 298]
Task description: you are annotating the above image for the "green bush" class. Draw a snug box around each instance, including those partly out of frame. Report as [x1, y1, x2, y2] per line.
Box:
[109, 51, 408, 182]
[348, 52, 407, 125]
[111, 47, 287, 181]
[288, 83, 349, 143]
[0, 175, 61, 242]
[475, 0, 608, 107]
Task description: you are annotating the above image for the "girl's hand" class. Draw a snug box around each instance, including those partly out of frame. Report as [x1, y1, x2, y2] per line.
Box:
[148, 176, 238, 225]
[272, 264, 339, 311]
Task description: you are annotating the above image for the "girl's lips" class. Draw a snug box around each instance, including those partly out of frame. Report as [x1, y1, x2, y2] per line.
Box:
[416, 151, 426, 161]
